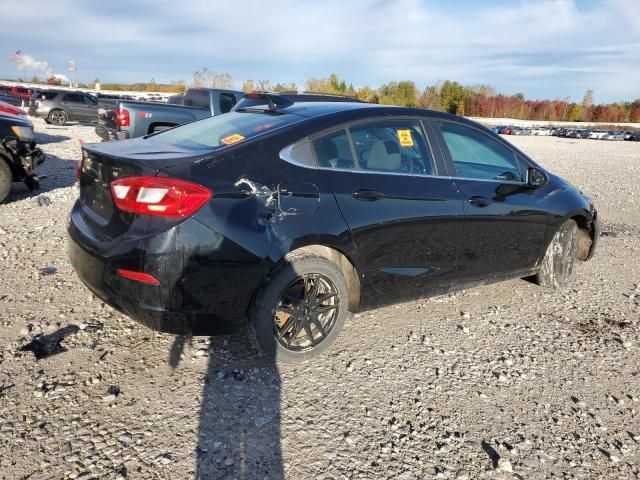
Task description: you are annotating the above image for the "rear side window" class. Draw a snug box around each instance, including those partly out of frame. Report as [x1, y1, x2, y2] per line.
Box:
[84, 95, 98, 105]
[183, 89, 210, 110]
[36, 91, 58, 100]
[349, 121, 434, 175]
[313, 130, 356, 170]
[149, 111, 302, 150]
[63, 93, 83, 103]
[437, 122, 523, 182]
[219, 93, 237, 114]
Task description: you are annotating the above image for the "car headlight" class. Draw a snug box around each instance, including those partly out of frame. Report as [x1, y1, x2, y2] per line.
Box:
[10, 125, 35, 140]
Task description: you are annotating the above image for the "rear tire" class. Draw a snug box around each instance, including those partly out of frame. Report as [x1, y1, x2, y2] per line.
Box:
[536, 219, 578, 289]
[248, 250, 349, 364]
[0, 160, 12, 203]
[48, 110, 67, 126]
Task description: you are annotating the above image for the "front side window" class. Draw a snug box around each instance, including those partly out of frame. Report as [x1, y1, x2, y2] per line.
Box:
[437, 122, 523, 182]
[349, 121, 433, 175]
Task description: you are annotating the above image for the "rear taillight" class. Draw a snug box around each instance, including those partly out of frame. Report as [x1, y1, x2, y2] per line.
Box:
[110, 176, 211, 218]
[115, 107, 130, 127]
[0, 105, 23, 116]
[116, 269, 160, 285]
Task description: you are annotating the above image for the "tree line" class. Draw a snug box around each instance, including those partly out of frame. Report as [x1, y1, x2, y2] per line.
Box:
[16, 70, 640, 122]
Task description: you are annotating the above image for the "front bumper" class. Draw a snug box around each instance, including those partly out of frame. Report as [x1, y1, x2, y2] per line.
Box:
[67, 203, 270, 335]
[587, 209, 600, 260]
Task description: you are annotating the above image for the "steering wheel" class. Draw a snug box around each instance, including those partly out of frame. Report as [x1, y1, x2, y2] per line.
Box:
[400, 155, 425, 175]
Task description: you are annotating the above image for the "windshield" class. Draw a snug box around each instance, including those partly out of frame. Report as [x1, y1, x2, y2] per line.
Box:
[149, 111, 301, 150]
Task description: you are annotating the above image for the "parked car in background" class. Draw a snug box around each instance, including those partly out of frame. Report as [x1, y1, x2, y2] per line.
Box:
[623, 131, 640, 141]
[498, 126, 512, 135]
[69, 94, 599, 363]
[28, 90, 99, 125]
[0, 112, 44, 202]
[0, 85, 38, 99]
[0, 93, 23, 107]
[603, 131, 625, 141]
[588, 130, 607, 140]
[95, 88, 244, 141]
[531, 127, 551, 136]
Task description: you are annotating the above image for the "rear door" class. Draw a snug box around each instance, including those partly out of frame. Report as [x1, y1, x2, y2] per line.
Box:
[62, 93, 86, 119]
[82, 95, 99, 120]
[311, 118, 465, 303]
[431, 120, 549, 278]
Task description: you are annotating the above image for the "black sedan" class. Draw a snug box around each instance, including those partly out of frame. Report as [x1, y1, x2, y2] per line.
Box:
[68, 94, 599, 363]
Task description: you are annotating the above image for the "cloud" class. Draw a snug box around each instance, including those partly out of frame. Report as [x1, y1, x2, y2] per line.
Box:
[1, 0, 638, 101]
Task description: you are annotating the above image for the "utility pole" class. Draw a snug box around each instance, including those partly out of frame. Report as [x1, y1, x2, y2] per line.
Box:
[68, 60, 76, 88]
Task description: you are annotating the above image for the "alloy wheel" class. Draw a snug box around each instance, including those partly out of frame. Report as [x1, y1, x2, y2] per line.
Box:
[272, 273, 340, 352]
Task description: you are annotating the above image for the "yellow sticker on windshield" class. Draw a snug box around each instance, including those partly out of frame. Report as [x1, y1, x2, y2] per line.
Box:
[397, 129, 414, 147]
[220, 133, 246, 145]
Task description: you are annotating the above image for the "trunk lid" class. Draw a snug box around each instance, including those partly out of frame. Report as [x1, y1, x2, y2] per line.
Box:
[79, 139, 205, 239]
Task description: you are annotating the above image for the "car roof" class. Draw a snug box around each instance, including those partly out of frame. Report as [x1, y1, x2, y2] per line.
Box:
[271, 101, 476, 125]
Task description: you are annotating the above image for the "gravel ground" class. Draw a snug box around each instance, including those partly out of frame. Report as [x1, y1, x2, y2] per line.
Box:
[1, 118, 639, 480]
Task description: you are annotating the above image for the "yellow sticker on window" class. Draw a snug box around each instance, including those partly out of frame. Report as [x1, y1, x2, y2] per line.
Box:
[220, 133, 246, 145]
[397, 129, 414, 147]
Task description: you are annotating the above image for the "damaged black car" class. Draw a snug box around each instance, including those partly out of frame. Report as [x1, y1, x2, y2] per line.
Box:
[69, 94, 599, 363]
[0, 113, 44, 203]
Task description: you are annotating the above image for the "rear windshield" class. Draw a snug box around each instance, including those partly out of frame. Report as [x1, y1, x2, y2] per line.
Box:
[149, 111, 302, 150]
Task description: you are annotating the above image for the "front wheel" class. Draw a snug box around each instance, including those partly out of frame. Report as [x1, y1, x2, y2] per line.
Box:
[536, 219, 578, 289]
[248, 250, 350, 364]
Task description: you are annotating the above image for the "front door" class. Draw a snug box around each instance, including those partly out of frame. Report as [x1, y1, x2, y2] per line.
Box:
[311, 119, 465, 305]
[431, 120, 549, 279]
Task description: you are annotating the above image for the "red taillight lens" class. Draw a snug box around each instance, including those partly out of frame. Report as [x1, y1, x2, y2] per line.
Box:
[110, 176, 211, 218]
[0, 105, 23, 116]
[116, 269, 160, 285]
[115, 107, 130, 127]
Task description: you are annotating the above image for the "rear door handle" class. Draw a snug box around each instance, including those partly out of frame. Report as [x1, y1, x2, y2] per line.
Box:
[468, 196, 491, 207]
[352, 189, 385, 201]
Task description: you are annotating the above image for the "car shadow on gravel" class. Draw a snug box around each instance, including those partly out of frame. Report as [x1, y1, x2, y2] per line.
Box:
[34, 131, 71, 145]
[169, 335, 284, 479]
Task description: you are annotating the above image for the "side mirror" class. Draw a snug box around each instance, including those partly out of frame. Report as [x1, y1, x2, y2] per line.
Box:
[527, 168, 546, 187]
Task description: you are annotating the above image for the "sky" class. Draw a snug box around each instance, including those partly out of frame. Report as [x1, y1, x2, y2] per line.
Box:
[1, 0, 639, 103]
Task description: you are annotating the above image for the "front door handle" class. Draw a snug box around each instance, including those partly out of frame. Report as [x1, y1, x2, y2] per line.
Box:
[352, 189, 385, 201]
[468, 196, 491, 207]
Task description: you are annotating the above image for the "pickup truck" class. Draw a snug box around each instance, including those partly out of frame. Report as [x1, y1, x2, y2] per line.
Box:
[95, 88, 243, 141]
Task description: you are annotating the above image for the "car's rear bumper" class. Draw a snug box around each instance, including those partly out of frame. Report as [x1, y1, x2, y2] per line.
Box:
[67, 202, 270, 335]
[95, 124, 128, 142]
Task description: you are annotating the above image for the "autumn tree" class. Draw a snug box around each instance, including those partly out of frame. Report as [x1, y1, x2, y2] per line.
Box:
[242, 80, 255, 93]
[147, 78, 158, 92]
[193, 68, 234, 89]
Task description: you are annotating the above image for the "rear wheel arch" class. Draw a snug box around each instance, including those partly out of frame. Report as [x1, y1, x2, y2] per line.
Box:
[290, 245, 361, 312]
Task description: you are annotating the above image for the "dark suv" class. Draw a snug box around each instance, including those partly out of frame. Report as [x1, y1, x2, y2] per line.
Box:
[28, 90, 99, 125]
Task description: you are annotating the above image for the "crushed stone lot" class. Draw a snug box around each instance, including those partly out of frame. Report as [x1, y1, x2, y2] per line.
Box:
[1, 117, 639, 479]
